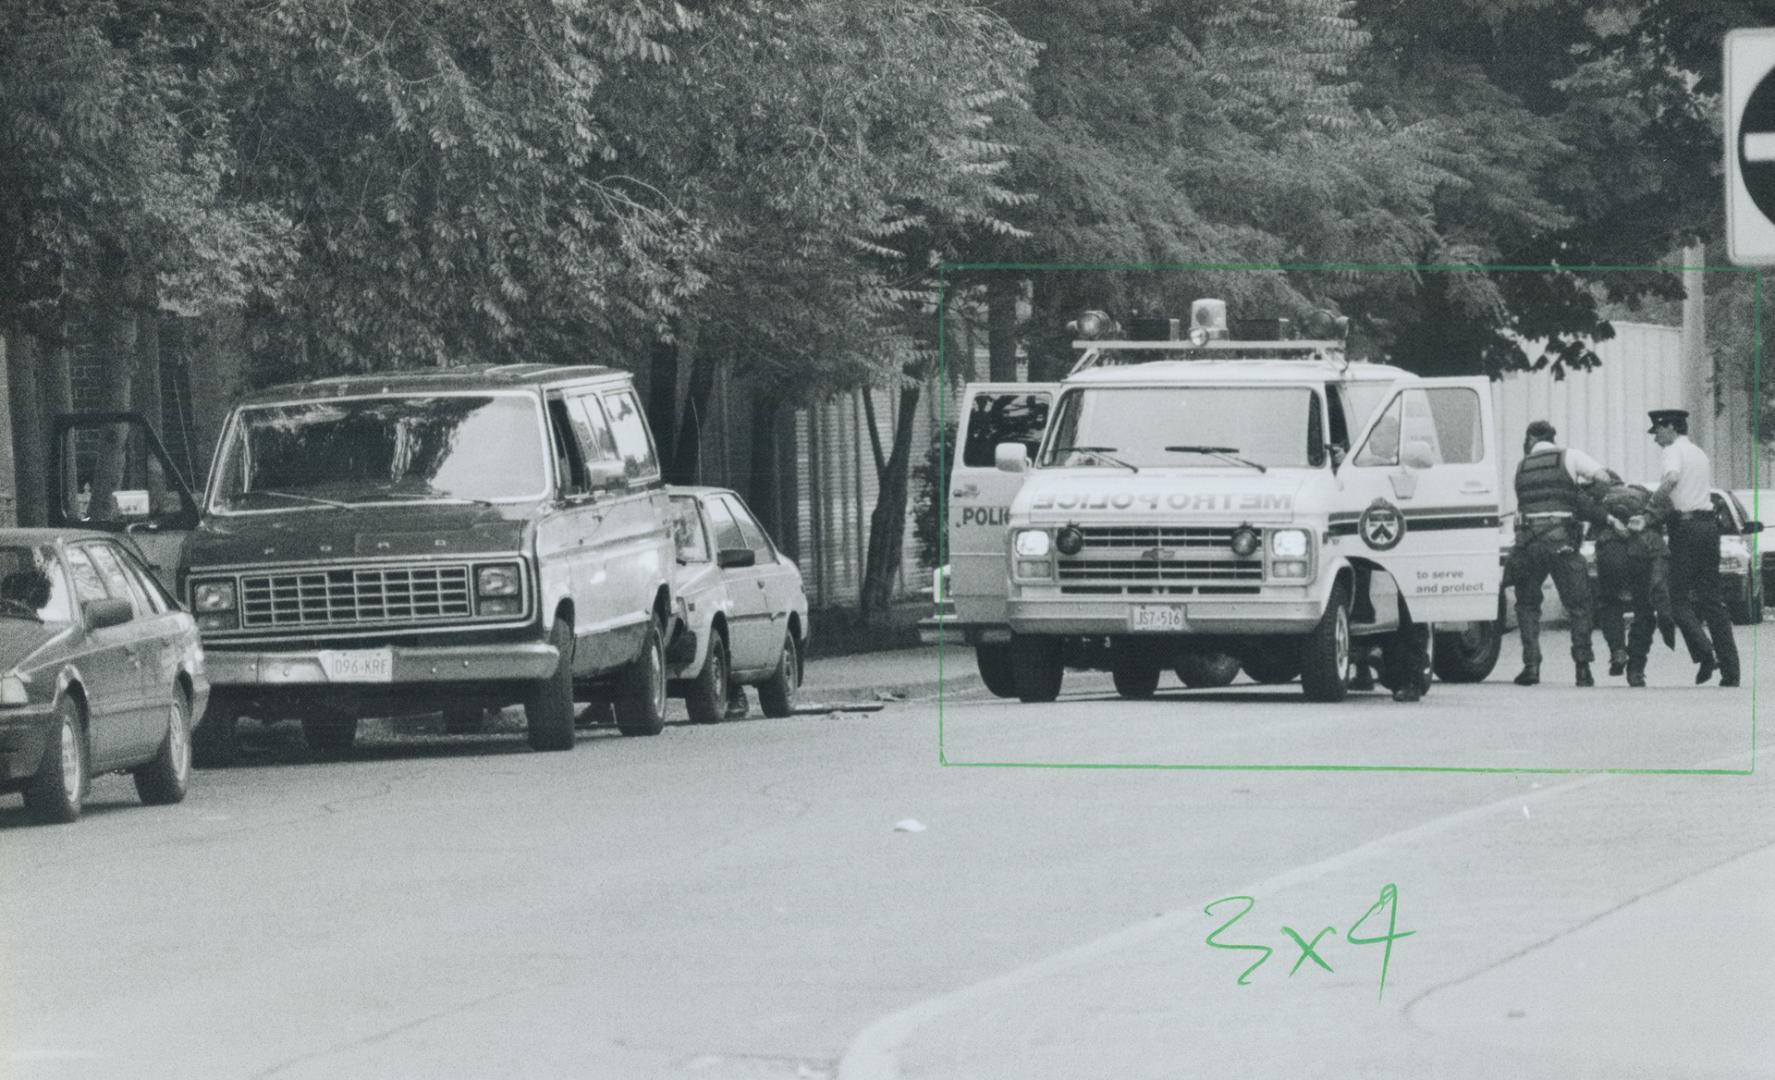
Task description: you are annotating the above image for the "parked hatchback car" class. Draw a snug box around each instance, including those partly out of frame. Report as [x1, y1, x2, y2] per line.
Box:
[0, 530, 207, 824]
[53, 364, 676, 764]
[665, 487, 808, 722]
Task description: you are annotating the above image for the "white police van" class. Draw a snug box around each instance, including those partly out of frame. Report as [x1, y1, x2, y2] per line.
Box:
[939, 300, 1506, 702]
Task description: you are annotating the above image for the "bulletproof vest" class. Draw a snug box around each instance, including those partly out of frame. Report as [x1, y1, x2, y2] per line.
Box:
[1514, 448, 1579, 515]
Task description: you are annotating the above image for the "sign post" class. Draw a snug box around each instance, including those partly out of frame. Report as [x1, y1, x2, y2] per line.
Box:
[1726, 29, 1775, 264]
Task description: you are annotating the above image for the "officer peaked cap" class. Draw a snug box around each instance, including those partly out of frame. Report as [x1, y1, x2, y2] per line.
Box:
[1647, 408, 1688, 434]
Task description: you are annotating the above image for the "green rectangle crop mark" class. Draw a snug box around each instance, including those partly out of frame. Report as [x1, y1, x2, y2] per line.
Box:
[932, 261, 1761, 776]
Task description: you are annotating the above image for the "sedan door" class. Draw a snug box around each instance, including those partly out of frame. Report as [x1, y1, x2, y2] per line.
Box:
[719, 494, 800, 644]
[702, 495, 775, 671]
[62, 544, 151, 769]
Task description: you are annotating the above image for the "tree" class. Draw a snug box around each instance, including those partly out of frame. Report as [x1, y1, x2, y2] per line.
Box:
[0, 1, 291, 523]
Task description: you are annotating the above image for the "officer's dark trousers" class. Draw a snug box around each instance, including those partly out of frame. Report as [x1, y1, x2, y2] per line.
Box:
[1595, 542, 1655, 672]
[1669, 516, 1740, 680]
[1512, 527, 1595, 664]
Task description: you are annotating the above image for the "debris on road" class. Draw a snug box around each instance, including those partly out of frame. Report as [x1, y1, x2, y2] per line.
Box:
[894, 818, 927, 833]
[791, 702, 886, 715]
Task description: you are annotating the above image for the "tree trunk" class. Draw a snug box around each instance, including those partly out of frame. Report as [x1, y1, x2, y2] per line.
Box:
[89, 274, 141, 518]
[747, 395, 784, 545]
[671, 347, 719, 484]
[646, 335, 679, 479]
[988, 274, 1020, 381]
[187, 310, 245, 489]
[43, 332, 75, 523]
[858, 374, 923, 617]
[6, 333, 46, 527]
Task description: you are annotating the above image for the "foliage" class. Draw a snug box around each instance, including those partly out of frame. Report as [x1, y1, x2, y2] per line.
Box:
[911, 416, 957, 570]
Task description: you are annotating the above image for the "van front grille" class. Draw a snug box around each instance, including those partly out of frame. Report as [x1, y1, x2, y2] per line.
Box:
[239, 564, 473, 629]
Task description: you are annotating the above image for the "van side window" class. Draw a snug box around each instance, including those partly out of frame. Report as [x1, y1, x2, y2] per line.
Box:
[1354, 396, 1401, 467]
[602, 389, 660, 482]
[963, 393, 1051, 467]
[547, 398, 589, 495]
[567, 393, 617, 464]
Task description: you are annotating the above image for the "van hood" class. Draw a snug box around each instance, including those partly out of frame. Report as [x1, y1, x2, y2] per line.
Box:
[189, 504, 529, 567]
[1012, 471, 1309, 523]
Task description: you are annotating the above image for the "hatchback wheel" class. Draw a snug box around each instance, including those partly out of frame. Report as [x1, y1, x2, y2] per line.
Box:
[758, 630, 802, 718]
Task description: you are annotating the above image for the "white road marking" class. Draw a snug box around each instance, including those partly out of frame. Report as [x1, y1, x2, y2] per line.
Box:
[836, 742, 1765, 1080]
[1745, 132, 1775, 162]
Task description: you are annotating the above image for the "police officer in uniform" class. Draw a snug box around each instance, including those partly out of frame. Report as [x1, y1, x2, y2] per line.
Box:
[1587, 470, 1668, 687]
[1650, 409, 1740, 686]
[1510, 420, 1608, 686]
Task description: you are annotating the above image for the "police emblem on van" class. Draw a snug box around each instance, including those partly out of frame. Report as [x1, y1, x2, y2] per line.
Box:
[1358, 498, 1405, 551]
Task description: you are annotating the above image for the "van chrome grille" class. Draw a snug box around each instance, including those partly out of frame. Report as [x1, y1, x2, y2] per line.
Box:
[1057, 526, 1263, 590]
[239, 564, 473, 629]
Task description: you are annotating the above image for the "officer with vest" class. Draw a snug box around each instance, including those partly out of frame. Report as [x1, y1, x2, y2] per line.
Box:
[1650, 408, 1740, 687]
[1510, 420, 1608, 686]
[1586, 470, 1671, 687]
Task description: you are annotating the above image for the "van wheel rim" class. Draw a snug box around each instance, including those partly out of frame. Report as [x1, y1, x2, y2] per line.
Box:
[650, 637, 666, 714]
[60, 717, 80, 801]
[1335, 606, 1350, 681]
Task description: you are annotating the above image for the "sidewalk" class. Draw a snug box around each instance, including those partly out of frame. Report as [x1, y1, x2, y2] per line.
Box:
[800, 642, 981, 704]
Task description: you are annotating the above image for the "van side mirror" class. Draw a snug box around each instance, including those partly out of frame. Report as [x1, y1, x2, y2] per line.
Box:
[83, 598, 133, 630]
[717, 548, 756, 569]
[1745, 520, 1764, 535]
[585, 460, 627, 493]
[995, 443, 1029, 474]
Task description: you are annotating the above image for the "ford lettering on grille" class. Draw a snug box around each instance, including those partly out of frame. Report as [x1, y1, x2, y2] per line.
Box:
[240, 564, 473, 629]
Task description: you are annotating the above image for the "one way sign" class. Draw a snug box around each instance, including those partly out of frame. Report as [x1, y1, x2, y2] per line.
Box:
[1727, 29, 1775, 264]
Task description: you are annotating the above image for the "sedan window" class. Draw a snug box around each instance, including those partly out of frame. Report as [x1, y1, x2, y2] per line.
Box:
[703, 497, 748, 555]
[84, 545, 147, 617]
[0, 544, 74, 623]
[669, 497, 711, 563]
[718, 495, 775, 562]
[64, 546, 112, 605]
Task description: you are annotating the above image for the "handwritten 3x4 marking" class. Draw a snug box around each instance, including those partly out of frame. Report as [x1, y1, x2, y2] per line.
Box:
[1204, 884, 1414, 1001]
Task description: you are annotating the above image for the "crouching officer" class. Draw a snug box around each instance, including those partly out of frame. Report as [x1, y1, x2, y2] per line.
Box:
[1587, 470, 1668, 687]
[1509, 420, 1608, 686]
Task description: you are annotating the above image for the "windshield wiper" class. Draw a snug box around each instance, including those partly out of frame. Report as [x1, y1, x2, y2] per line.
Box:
[357, 491, 497, 508]
[1164, 445, 1268, 473]
[1050, 445, 1139, 473]
[248, 490, 353, 510]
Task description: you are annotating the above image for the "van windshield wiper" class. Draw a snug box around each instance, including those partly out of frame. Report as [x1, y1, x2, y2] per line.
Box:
[358, 491, 497, 508]
[1049, 445, 1139, 473]
[249, 490, 353, 510]
[1164, 445, 1267, 473]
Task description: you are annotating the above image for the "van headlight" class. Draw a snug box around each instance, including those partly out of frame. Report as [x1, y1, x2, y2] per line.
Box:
[1014, 530, 1051, 557]
[1270, 529, 1310, 558]
[0, 673, 27, 706]
[193, 580, 236, 612]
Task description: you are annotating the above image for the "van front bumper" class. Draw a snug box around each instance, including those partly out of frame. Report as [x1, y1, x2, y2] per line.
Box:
[206, 642, 560, 687]
[1007, 594, 1324, 636]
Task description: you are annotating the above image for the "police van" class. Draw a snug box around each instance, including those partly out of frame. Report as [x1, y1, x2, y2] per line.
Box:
[940, 300, 1506, 702]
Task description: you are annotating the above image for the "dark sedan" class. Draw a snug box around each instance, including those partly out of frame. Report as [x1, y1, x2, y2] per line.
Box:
[0, 529, 208, 824]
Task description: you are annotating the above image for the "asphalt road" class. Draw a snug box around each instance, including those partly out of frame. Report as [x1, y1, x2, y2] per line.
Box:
[2, 628, 1769, 1080]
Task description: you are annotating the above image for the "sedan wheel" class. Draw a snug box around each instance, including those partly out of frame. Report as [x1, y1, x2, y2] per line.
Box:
[135, 694, 192, 805]
[25, 697, 86, 825]
[757, 630, 802, 718]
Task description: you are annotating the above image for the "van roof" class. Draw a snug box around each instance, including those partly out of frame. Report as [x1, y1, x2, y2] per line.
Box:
[1065, 359, 1415, 385]
[241, 364, 626, 405]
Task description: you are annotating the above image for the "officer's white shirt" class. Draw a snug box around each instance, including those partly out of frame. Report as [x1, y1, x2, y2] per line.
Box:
[1659, 435, 1712, 512]
[1526, 441, 1607, 484]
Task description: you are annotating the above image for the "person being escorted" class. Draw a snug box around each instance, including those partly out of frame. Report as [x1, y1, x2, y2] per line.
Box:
[1649, 409, 1740, 687]
[1509, 420, 1609, 687]
[1586, 469, 1669, 687]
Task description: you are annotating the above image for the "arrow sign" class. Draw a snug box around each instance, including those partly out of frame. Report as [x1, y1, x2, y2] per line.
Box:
[1726, 29, 1775, 264]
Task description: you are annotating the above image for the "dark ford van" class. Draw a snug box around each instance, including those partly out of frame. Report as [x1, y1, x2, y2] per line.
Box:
[53, 364, 676, 763]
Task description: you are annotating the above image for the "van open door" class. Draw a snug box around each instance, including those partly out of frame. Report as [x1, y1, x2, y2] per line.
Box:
[945, 382, 1056, 635]
[1337, 378, 1503, 624]
[49, 412, 200, 593]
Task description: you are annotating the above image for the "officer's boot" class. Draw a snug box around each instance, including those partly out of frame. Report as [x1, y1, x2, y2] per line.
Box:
[1513, 663, 1540, 687]
[1575, 662, 1594, 688]
[1608, 649, 1627, 677]
[1626, 661, 1646, 688]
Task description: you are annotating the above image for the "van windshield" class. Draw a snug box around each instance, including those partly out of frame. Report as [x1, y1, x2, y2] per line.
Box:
[210, 394, 548, 512]
[1039, 386, 1322, 469]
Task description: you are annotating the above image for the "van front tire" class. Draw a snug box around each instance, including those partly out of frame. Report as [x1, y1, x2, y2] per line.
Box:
[1010, 635, 1064, 703]
[526, 618, 578, 751]
[1300, 583, 1353, 703]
